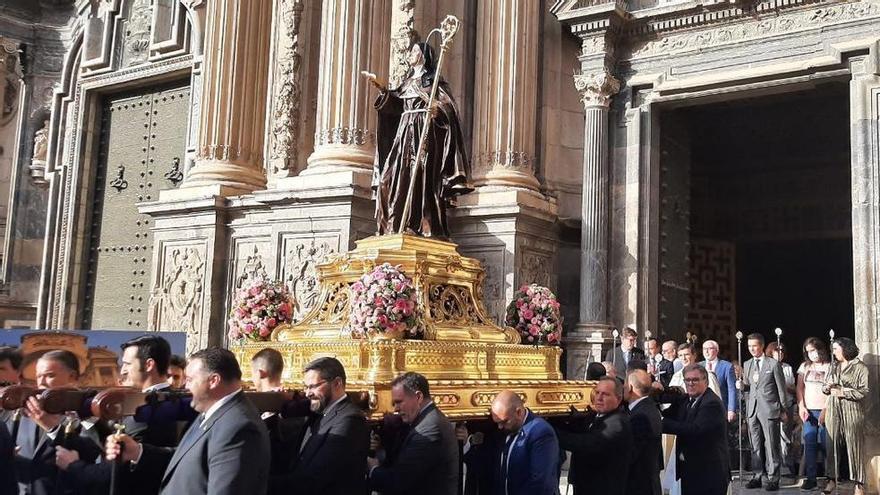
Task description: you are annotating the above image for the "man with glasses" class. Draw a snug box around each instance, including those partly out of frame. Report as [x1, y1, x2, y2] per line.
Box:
[662, 364, 731, 495]
[269, 356, 368, 495]
[700, 340, 738, 422]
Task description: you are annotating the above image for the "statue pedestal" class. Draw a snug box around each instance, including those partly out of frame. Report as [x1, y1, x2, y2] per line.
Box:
[232, 234, 591, 419]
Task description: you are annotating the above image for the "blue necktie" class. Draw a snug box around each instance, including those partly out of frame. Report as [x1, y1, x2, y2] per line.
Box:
[177, 414, 204, 451]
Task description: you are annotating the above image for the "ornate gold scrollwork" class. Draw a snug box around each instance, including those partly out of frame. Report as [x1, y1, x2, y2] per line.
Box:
[429, 284, 482, 326]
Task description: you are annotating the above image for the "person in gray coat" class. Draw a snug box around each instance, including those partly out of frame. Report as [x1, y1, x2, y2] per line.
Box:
[106, 347, 270, 495]
[368, 372, 459, 495]
[739, 333, 788, 491]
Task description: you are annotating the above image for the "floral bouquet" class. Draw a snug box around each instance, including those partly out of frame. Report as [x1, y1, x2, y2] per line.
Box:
[349, 263, 421, 339]
[227, 278, 294, 342]
[505, 284, 562, 345]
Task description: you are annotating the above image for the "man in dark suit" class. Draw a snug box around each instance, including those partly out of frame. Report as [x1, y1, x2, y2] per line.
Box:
[661, 363, 730, 495]
[251, 348, 303, 478]
[555, 376, 633, 495]
[605, 327, 646, 378]
[57, 335, 179, 495]
[1, 411, 18, 494]
[489, 390, 559, 495]
[106, 347, 270, 495]
[625, 370, 662, 495]
[646, 337, 675, 389]
[740, 333, 787, 491]
[700, 339, 738, 422]
[10, 350, 102, 495]
[269, 356, 368, 495]
[368, 372, 459, 495]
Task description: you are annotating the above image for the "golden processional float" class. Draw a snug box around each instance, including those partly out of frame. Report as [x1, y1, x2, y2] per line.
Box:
[232, 15, 592, 421]
[231, 234, 592, 421]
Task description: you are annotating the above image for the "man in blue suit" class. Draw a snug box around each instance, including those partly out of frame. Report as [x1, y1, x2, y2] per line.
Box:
[490, 390, 560, 495]
[701, 340, 738, 422]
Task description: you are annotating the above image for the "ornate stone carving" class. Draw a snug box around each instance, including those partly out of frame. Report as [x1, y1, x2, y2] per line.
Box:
[631, 1, 880, 58]
[30, 120, 49, 186]
[109, 164, 128, 191]
[164, 157, 184, 185]
[268, 0, 305, 176]
[235, 244, 269, 288]
[153, 246, 206, 353]
[284, 240, 334, 321]
[123, 0, 153, 67]
[389, 0, 416, 88]
[474, 151, 535, 177]
[574, 71, 621, 108]
[315, 127, 374, 146]
[517, 250, 552, 289]
[581, 35, 608, 56]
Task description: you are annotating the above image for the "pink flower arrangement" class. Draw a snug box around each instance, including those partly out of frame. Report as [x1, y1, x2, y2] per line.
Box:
[349, 263, 421, 338]
[227, 278, 294, 342]
[505, 284, 562, 345]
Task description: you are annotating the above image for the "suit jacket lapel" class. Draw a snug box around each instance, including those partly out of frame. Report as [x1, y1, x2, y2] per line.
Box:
[163, 392, 241, 484]
[300, 400, 343, 461]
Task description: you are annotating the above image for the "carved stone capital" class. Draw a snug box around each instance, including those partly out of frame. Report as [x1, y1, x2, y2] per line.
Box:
[574, 71, 620, 108]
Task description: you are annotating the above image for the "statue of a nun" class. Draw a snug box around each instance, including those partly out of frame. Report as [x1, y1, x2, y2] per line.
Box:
[364, 42, 472, 238]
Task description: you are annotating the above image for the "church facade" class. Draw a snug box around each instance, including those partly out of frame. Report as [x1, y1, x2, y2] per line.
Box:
[0, 0, 879, 487]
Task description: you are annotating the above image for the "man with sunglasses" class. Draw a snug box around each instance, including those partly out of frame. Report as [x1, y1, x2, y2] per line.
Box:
[269, 356, 369, 495]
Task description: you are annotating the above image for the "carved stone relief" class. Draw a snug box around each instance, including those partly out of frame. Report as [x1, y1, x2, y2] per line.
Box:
[122, 0, 153, 68]
[280, 237, 337, 321]
[233, 242, 270, 288]
[517, 249, 553, 289]
[30, 120, 49, 186]
[389, 0, 416, 89]
[460, 248, 506, 325]
[150, 245, 206, 354]
[268, 0, 305, 177]
[630, 1, 880, 58]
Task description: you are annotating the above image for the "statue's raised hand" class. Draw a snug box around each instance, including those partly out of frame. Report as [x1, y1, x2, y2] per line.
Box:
[361, 71, 386, 91]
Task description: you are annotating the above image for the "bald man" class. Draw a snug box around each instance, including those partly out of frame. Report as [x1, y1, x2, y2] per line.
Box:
[490, 391, 560, 495]
[625, 370, 662, 495]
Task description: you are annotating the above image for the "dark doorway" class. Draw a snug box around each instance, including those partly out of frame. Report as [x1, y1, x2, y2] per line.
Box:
[659, 81, 854, 363]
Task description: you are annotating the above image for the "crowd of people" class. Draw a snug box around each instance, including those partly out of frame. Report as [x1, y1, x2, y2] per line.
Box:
[0, 328, 871, 495]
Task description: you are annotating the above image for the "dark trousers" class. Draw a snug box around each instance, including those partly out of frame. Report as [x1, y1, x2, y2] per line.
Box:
[748, 414, 782, 483]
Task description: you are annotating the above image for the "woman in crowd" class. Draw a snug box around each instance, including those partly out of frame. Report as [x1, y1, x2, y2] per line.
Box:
[823, 337, 869, 495]
[796, 337, 831, 491]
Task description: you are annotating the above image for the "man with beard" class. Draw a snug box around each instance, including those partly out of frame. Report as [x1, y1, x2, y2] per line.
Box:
[56, 335, 180, 495]
[269, 356, 368, 495]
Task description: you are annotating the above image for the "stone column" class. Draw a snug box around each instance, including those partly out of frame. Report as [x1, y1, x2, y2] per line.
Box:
[0, 38, 16, 118]
[182, 0, 272, 195]
[470, 0, 540, 191]
[302, 0, 389, 175]
[563, 70, 620, 376]
[848, 54, 880, 494]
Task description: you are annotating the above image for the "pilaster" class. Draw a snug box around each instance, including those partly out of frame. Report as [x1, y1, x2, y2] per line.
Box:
[849, 53, 880, 494]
